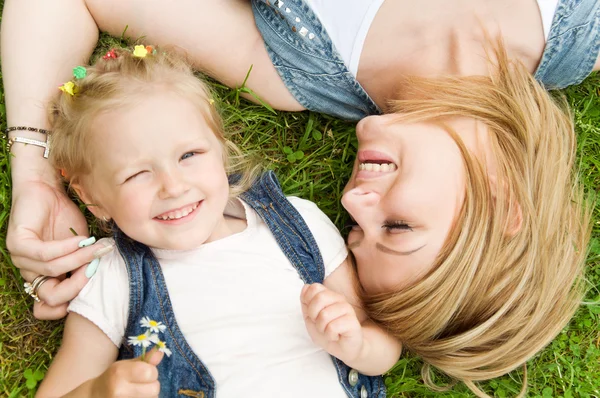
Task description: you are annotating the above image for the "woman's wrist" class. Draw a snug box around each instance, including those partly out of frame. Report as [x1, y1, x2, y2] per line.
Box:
[8, 132, 62, 189]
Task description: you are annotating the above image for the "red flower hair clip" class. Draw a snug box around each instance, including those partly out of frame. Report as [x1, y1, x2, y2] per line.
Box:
[102, 49, 118, 60]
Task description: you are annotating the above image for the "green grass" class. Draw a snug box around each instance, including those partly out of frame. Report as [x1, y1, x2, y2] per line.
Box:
[1, 22, 599, 398]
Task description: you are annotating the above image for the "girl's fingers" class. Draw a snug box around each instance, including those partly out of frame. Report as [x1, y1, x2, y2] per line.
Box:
[127, 361, 160, 383]
[314, 302, 352, 335]
[144, 348, 165, 367]
[305, 288, 344, 321]
[300, 283, 326, 303]
[129, 380, 161, 398]
[323, 314, 360, 342]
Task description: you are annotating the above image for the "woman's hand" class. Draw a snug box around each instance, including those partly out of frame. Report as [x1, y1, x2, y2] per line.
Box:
[7, 181, 102, 319]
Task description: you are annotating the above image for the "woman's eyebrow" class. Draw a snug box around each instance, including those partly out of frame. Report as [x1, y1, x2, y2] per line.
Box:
[376, 243, 426, 256]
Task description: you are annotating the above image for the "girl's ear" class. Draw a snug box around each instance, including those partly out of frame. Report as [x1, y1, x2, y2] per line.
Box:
[71, 183, 109, 221]
[488, 176, 523, 237]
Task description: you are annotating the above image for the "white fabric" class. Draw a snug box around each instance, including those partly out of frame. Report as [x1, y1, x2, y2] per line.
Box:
[306, 0, 558, 77]
[536, 0, 560, 41]
[68, 197, 348, 398]
[305, 0, 385, 76]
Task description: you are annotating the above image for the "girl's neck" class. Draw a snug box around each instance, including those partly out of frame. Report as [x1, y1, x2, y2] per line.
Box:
[358, 0, 546, 107]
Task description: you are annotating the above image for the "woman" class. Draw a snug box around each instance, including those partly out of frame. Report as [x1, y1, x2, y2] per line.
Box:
[1, 0, 597, 393]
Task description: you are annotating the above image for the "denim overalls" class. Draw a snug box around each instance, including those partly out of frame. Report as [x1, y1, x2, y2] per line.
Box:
[252, 0, 600, 121]
[115, 171, 386, 398]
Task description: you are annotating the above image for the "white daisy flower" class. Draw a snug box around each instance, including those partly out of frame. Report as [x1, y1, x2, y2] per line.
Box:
[127, 331, 159, 348]
[156, 340, 172, 357]
[140, 317, 167, 333]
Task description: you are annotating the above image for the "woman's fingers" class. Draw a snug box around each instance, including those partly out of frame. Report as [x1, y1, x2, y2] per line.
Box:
[32, 301, 69, 320]
[35, 265, 90, 306]
[11, 238, 106, 277]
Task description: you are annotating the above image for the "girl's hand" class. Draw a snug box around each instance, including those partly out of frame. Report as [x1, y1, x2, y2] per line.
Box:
[89, 349, 164, 398]
[300, 283, 364, 364]
[7, 181, 98, 319]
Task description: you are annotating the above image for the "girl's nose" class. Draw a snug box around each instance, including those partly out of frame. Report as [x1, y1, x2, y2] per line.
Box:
[158, 169, 189, 199]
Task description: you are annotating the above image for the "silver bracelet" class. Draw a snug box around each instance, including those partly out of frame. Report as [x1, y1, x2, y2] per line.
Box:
[6, 136, 51, 158]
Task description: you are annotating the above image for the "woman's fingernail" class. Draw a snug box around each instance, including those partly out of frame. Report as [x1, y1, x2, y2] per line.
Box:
[78, 236, 96, 248]
[93, 245, 114, 259]
[85, 258, 100, 278]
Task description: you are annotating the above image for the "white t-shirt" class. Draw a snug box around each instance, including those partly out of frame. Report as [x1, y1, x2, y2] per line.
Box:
[69, 197, 349, 398]
[307, 0, 559, 76]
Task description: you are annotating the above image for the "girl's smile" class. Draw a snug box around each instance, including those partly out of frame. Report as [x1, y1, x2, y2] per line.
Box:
[154, 200, 202, 223]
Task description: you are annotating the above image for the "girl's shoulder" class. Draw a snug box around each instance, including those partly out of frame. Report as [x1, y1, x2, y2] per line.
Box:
[67, 237, 130, 347]
[285, 196, 348, 277]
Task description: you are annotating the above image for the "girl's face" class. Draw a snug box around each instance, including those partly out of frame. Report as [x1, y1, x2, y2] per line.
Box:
[342, 114, 489, 294]
[81, 90, 231, 250]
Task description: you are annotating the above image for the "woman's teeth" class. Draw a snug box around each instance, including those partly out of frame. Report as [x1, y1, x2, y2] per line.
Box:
[359, 163, 397, 172]
[156, 202, 199, 220]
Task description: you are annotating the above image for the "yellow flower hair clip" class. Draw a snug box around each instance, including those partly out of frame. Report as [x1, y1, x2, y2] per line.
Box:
[58, 66, 87, 96]
[133, 45, 157, 58]
[59, 81, 78, 96]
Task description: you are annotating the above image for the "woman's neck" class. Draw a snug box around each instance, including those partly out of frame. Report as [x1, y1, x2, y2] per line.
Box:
[358, 0, 546, 107]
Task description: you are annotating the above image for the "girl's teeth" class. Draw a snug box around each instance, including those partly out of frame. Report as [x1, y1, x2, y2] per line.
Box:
[158, 202, 199, 220]
[359, 163, 396, 172]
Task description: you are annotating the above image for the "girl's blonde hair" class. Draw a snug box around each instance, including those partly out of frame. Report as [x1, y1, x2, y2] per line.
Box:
[49, 46, 259, 202]
[360, 43, 591, 396]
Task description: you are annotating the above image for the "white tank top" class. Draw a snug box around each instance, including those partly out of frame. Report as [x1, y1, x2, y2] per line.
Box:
[306, 0, 559, 77]
[305, 0, 385, 76]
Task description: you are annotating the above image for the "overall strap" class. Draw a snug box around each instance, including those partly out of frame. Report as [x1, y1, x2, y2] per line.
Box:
[113, 228, 216, 396]
[239, 171, 325, 284]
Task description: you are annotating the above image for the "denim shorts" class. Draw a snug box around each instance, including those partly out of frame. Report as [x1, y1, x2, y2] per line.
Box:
[252, 0, 600, 121]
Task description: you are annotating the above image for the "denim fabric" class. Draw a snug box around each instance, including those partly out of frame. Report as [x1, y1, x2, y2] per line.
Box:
[534, 0, 600, 89]
[115, 171, 386, 398]
[252, 0, 599, 120]
[251, 0, 381, 121]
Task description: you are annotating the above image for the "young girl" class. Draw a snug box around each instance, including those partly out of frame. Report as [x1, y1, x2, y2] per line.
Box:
[35, 46, 400, 398]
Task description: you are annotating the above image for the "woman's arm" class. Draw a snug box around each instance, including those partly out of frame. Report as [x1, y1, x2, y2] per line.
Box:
[302, 258, 402, 376]
[36, 313, 162, 398]
[1, 0, 101, 319]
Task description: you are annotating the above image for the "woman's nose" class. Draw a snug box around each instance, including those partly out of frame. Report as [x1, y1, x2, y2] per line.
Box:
[341, 187, 381, 210]
[356, 115, 384, 141]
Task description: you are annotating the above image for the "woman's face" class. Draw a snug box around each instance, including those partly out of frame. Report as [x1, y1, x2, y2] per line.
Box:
[342, 114, 488, 294]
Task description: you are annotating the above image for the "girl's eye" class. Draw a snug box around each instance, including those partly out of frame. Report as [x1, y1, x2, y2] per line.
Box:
[382, 221, 412, 232]
[124, 171, 145, 182]
[181, 152, 196, 161]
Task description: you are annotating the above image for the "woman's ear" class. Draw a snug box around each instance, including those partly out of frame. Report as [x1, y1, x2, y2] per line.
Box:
[71, 183, 109, 221]
[488, 176, 523, 237]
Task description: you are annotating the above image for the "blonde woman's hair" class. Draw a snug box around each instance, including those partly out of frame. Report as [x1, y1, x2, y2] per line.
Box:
[359, 42, 591, 396]
[49, 46, 260, 205]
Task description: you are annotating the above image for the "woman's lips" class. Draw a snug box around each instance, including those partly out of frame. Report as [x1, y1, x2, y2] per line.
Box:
[356, 150, 397, 178]
[357, 150, 395, 164]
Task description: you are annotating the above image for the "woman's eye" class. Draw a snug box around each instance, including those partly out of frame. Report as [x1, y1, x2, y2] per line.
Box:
[382, 221, 412, 232]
